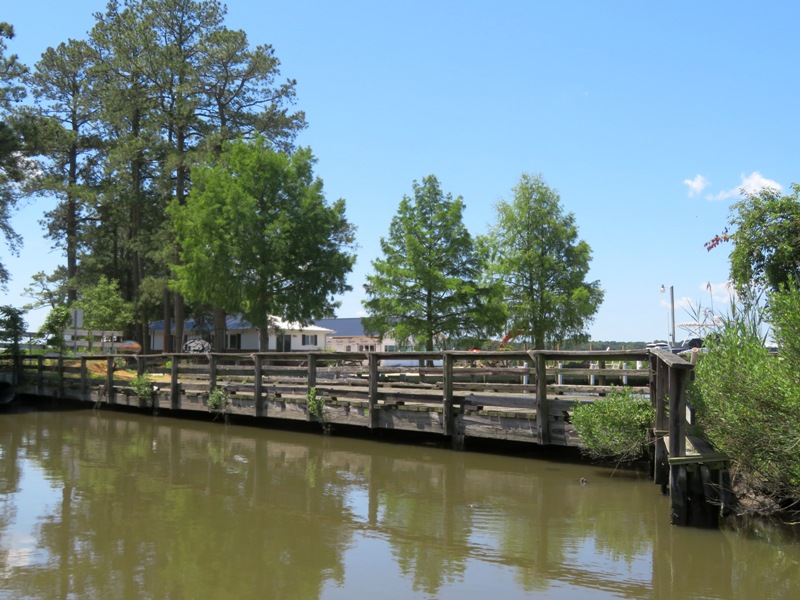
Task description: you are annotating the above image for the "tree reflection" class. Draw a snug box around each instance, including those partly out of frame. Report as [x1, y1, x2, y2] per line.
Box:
[1, 408, 799, 599]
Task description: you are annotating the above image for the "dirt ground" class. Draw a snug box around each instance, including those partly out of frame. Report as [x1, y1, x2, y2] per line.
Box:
[70, 359, 142, 381]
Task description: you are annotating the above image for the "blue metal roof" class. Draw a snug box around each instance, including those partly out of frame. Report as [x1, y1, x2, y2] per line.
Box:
[314, 318, 374, 338]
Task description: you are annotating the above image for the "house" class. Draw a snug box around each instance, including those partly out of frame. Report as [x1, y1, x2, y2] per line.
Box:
[148, 314, 333, 352]
[313, 318, 398, 352]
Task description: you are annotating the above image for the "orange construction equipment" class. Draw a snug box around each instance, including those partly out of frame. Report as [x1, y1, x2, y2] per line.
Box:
[499, 329, 525, 348]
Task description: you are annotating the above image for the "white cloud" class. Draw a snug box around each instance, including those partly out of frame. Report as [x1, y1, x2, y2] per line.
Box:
[683, 174, 709, 196]
[706, 171, 782, 201]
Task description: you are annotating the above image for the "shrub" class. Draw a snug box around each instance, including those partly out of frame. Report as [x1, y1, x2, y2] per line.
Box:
[307, 386, 324, 418]
[208, 387, 228, 412]
[130, 374, 154, 406]
[690, 290, 800, 500]
[572, 386, 655, 463]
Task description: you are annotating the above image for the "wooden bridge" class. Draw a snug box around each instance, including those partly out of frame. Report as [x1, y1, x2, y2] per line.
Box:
[0, 347, 733, 527]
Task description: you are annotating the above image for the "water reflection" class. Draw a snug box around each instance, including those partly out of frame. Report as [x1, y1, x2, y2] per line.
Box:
[0, 406, 799, 599]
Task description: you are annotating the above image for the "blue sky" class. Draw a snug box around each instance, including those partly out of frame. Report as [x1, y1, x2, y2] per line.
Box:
[2, 1, 798, 342]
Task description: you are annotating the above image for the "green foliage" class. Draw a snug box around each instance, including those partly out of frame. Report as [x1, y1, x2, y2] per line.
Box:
[207, 386, 229, 412]
[307, 386, 324, 418]
[691, 287, 800, 499]
[0, 22, 28, 286]
[767, 280, 800, 369]
[363, 175, 505, 351]
[572, 387, 655, 463]
[22, 268, 69, 310]
[74, 275, 134, 332]
[130, 374, 154, 405]
[722, 184, 800, 299]
[0, 305, 27, 354]
[17, 0, 306, 338]
[484, 173, 604, 349]
[171, 138, 356, 349]
[38, 305, 72, 354]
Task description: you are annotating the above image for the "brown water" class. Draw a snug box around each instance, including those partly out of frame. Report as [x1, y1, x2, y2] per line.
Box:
[1, 405, 799, 599]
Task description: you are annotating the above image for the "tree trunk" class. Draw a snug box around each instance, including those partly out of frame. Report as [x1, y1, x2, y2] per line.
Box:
[213, 307, 226, 352]
[174, 292, 185, 353]
[259, 327, 269, 352]
[162, 287, 171, 353]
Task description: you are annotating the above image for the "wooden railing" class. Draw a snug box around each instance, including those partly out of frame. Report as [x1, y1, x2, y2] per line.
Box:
[1, 347, 731, 527]
[648, 348, 734, 527]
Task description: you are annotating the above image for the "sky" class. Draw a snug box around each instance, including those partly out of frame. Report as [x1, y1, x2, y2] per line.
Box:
[2, 0, 798, 342]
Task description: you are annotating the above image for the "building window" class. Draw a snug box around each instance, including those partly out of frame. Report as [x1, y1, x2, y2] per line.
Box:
[227, 333, 241, 350]
[358, 344, 376, 352]
[276, 334, 291, 352]
[301, 334, 318, 346]
[384, 345, 396, 352]
[345, 345, 351, 352]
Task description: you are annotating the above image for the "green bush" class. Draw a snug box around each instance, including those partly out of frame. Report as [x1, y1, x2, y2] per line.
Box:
[130, 374, 154, 406]
[307, 386, 324, 418]
[572, 386, 655, 463]
[690, 290, 800, 499]
[208, 387, 228, 412]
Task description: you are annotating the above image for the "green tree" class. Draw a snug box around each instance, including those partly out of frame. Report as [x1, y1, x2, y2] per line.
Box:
[0, 304, 26, 384]
[73, 275, 134, 333]
[27, 40, 102, 302]
[82, 0, 306, 350]
[0, 22, 28, 286]
[363, 175, 504, 351]
[38, 305, 72, 354]
[485, 173, 603, 349]
[22, 268, 70, 310]
[170, 137, 356, 350]
[706, 184, 800, 300]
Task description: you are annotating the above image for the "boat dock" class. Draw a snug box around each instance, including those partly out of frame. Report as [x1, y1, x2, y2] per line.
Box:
[0, 347, 732, 527]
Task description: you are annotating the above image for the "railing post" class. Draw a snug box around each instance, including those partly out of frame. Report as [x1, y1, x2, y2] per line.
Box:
[253, 354, 264, 417]
[307, 353, 317, 392]
[443, 353, 454, 438]
[57, 355, 64, 399]
[170, 355, 180, 409]
[307, 353, 317, 422]
[368, 353, 379, 428]
[106, 355, 115, 404]
[80, 356, 88, 400]
[668, 363, 689, 525]
[651, 353, 669, 486]
[208, 353, 217, 390]
[37, 355, 44, 396]
[534, 351, 550, 445]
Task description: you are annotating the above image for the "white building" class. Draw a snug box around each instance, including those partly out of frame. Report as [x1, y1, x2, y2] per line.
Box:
[313, 318, 398, 352]
[148, 315, 333, 352]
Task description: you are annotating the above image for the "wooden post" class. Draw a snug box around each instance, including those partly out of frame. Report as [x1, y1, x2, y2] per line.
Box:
[37, 355, 44, 396]
[80, 356, 88, 400]
[106, 355, 115, 404]
[170, 355, 180, 409]
[57, 355, 64, 399]
[668, 363, 687, 525]
[443, 353, 454, 438]
[307, 353, 317, 392]
[652, 354, 669, 486]
[368, 353, 379, 429]
[208, 353, 217, 391]
[307, 353, 317, 422]
[254, 354, 265, 417]
[533, 351, 550, 445]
